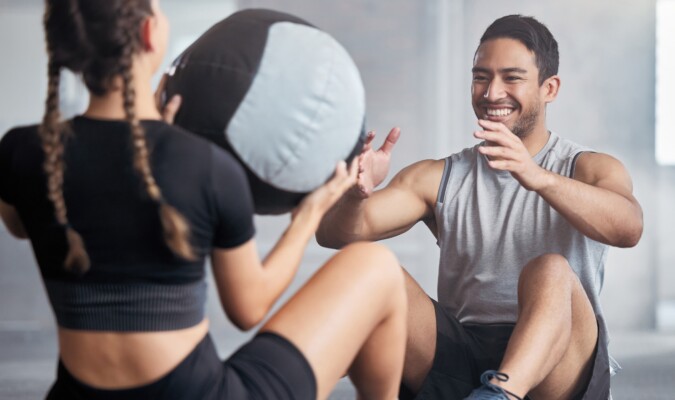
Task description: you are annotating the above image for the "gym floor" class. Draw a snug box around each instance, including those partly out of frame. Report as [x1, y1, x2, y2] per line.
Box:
[1, 328, 674, 399]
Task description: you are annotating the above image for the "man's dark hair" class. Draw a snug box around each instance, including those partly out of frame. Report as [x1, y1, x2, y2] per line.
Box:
[479, 15, 559, 85]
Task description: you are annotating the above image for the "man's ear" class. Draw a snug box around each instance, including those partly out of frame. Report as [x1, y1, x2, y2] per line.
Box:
[542, 75, 561, 103]
[140, 16, 154, 51]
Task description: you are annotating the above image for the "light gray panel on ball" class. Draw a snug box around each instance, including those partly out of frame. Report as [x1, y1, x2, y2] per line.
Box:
[227, 22, 365, 192]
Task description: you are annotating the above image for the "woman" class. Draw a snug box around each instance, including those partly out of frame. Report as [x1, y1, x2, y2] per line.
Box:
[0, 1, 407, 399]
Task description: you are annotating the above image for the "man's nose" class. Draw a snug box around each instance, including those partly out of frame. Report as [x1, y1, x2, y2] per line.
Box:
[483, 79, 506, 101]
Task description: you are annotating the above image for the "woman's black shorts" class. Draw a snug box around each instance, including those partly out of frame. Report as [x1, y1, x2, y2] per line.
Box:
[46, 331, 316, 400]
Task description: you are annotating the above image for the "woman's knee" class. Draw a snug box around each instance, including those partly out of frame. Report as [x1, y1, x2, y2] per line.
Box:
[339, 242, 405, 295]
[341, 242, 399, 271]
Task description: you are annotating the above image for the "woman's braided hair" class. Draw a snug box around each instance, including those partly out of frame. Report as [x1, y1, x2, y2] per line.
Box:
[42, 0, 195, 273]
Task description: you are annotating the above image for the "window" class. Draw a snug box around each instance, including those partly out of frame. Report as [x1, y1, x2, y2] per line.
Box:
[656, 0, 675, 165]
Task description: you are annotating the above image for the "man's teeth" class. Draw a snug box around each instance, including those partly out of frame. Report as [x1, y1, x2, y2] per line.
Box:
[486, 108, 513, 117]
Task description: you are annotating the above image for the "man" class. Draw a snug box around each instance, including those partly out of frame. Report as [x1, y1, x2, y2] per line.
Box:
[317, 15, 643, 400]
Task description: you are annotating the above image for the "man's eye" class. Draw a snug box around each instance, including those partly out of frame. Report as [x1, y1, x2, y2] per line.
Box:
[473, 76, 487, 82]
[505, 76, 522, 81]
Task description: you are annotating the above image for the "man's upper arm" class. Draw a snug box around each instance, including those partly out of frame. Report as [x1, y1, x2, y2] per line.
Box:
[361, 159, 445, 241]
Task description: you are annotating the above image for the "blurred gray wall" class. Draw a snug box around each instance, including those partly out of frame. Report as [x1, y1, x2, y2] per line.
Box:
[0, 0, 673, 348]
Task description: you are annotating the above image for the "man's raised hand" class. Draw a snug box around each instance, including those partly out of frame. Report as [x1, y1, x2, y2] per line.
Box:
[352, 127, 401, 198]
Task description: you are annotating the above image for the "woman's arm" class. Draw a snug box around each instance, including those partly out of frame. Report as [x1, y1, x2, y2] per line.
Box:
[211, 161, 358, 330]
[0, 200, 27, 239]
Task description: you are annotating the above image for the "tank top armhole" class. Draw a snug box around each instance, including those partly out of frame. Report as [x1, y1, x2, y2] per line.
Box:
[569, 150, 595, 179]
[436, 156, 453, 204]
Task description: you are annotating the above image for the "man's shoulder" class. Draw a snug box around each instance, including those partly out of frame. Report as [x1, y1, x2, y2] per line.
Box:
[548, 132, 595, 159]
[437, 144, 482, 178]
[573, 151, 628, 182]
[399, 158, 446, 178]
[548, 132, 624, 165]
[446, 143, 482, 163]
[548, 133, 628, 182]
[391, 158, 447, 201]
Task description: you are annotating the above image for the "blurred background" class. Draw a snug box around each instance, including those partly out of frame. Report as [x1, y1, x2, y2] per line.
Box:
[1, 0, 674, 398]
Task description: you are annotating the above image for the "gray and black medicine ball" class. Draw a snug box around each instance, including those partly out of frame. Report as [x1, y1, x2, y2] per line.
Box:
[162, 9, 366, 214]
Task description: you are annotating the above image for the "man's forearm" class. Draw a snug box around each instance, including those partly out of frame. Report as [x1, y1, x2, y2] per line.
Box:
[316, 194, 368, 249]
[536, 170, 643, 247]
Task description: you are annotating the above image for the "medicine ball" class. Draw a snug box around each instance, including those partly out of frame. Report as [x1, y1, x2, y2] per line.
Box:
[162, 9, 366, 214]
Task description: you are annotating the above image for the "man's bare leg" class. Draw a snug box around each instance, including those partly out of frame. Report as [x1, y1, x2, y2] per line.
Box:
[493, 254, 598, 400]
[400, 268, 437, 394]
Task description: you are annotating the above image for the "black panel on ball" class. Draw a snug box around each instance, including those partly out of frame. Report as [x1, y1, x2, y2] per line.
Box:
[163, 9, 318, 215]
[216, 140, 305, 215]
[164, 9, 314, 141]
[248, 175, 307, 215]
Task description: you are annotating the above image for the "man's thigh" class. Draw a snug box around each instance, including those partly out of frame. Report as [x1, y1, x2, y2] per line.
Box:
[400, 275, 514, 400]
[400, 267, 437, 394]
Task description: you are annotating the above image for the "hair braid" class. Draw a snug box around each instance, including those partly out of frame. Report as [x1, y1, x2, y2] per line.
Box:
[39, 61, 91, 274]
[118, 4, 195, 261]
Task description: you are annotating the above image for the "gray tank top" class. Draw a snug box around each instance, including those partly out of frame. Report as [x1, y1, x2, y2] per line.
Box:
[434, 131, 609, 324]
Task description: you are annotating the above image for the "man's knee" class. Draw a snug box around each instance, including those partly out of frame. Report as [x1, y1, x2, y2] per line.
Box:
[519, 253, 575, 285]
[517, 254, 581, 306]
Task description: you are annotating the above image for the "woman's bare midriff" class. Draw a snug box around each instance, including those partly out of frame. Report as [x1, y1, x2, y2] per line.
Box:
[57, 318, 210, 389]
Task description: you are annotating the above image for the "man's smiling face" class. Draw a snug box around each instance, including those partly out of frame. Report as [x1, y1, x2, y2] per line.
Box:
[471, 37, 546, 138]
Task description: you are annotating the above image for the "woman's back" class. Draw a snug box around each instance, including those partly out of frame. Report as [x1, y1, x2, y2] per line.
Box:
[0, 116, 255, 387]
[2, 117, 253, 282]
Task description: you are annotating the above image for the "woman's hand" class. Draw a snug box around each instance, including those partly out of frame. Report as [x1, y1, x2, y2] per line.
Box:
[154, 73, 182, 124]
[292, 159, 359, 222]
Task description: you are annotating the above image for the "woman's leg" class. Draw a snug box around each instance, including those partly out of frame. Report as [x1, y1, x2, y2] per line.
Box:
[261, 242, 407, 400]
